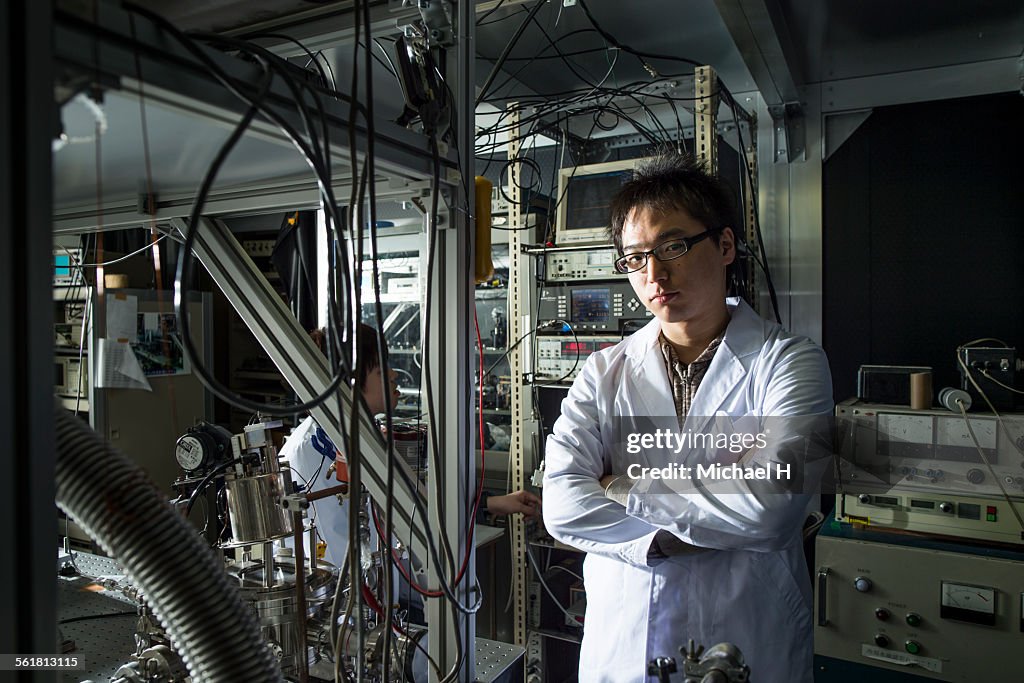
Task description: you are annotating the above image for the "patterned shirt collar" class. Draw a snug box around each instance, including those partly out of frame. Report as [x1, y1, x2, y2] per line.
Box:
[658, 331, 724, 422]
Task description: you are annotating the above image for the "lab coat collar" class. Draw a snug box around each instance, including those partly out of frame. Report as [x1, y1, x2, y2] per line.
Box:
[624, 298, 768, 427]
[623, 298, 764, 361]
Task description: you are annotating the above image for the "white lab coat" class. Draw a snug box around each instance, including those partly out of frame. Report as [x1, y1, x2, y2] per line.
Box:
[280, 416, 351, 568]
[280, 416, 425, 628]
[543, 298, 833, 683]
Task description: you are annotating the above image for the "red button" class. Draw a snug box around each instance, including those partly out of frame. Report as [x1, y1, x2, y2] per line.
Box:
[987, 506, 997, 514]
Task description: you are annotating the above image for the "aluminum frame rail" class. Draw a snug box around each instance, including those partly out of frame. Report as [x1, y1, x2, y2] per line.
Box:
[180, 216, 433, 562]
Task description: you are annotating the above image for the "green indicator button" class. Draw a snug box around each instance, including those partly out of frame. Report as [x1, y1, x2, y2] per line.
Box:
[987, 514, 997, 522]
[905, 640, 922, 655]
[905, 613, 922, 627]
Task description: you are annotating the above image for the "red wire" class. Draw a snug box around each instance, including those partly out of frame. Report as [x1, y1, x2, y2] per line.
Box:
[369, 306, 489, 598]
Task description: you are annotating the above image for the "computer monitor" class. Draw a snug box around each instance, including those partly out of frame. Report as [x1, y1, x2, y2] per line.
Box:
[53, 248, 83, 286]
[554, 157, 651, 246]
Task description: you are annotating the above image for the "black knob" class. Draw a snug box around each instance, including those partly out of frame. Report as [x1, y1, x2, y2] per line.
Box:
[858, 494, 871, 504]
[967, 468, 985, 485]
[874, 634, 890, 648]
[939, 502, 954, 514]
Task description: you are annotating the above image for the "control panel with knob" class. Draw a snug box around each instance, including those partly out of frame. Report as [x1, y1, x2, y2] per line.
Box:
[816, 527, 1023, 681]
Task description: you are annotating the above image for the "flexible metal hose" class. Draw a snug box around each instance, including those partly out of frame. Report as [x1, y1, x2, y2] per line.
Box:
[54, 406, 283, 682]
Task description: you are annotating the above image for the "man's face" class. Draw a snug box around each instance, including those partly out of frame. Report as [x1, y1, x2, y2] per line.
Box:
[620, 206, 735, 325]
[362, 364, 400, 415]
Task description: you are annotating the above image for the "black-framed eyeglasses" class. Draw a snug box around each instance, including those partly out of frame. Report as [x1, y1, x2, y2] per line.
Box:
[614, 230, 719, 274]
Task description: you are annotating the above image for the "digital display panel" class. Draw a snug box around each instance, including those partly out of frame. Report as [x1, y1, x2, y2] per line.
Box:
[571, 288, 610, 322]
[561, 341, 595, 356]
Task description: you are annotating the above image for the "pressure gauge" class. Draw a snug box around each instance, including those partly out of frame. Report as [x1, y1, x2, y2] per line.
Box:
[175, 434, 208, 472]
[940, 581, 996, 626]
[174, 423, 232, 474]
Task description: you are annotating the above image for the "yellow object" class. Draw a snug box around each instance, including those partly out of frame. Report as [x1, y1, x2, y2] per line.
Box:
[104, 274, 129, 289]
[474, 176, 494, 284]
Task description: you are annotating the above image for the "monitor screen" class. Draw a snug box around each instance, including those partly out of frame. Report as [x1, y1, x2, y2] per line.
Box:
[555, 158, 651, 246]
[54, 253, 73, 278]
[53, 249, 82, 285]
[564, 170, 632, 232]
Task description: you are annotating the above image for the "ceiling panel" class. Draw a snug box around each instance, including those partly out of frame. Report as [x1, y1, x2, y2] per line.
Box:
[475, 0, 757, 101]
[780, 0, 1024, 83]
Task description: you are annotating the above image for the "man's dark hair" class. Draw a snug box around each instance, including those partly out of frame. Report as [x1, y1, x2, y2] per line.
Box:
[310, 323, 385, 387]
[609, 154, 735, 254]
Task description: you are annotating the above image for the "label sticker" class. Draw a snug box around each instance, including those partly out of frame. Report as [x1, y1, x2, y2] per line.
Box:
[862, 645, 943, 673]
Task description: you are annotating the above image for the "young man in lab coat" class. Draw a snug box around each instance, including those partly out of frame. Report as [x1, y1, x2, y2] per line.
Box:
[542, 154, 833, 683]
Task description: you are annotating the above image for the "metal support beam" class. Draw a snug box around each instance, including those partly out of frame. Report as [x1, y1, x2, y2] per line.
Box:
[714, 0, 804, 107]
[226, 2, 420, 55]
[422, 1, 476, 677]
[1, 0, 57, 675]
[53, 176, 435, 235]
[181, 216, 433, 563]
[714, 0, 806, 164]
[505, 104, 532, 653]
[822, 109, 872, 162]
[820, 57, 1021, 113]
[743, 130, 759, 313]
[772, 102, 805, 163]
[695, 65, 719, 174]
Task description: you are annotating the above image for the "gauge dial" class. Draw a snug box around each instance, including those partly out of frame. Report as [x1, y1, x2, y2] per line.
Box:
[940, 581, 996, 626]
[175, 435, 206, 472]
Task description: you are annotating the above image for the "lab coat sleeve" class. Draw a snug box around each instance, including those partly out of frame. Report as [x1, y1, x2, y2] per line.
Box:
[543, 354, 660, 567]
[625, 339, 834, 551]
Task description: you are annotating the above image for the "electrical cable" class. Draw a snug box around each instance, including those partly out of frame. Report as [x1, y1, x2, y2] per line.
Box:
[420, 137, 484, 626]
[955, 401, 1024, 533]
[476, 0, 549, 105]
[524, 545, 576, 621]
[124, 4, 356, 416]
[123, 4, 485, 678]
[575, 0, 701, 73]
[956, 341, 1024, 462]
[533, 320, 581, 387]
[183, 457, 244, 518]
[547, 564, 584, 582]
[476, 0, 509, 25]
[484, 321, 561, 378]
[76, 234, 167, 267]
[59, 611, 138, 625]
